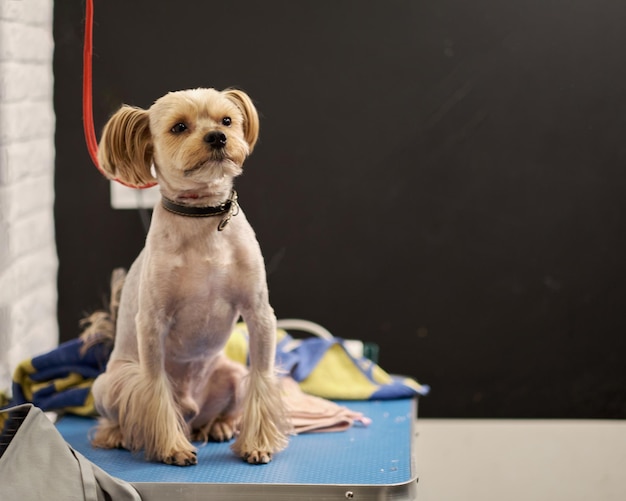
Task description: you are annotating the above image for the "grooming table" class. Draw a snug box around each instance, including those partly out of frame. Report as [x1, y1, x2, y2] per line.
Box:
[56, 399, 419, 500]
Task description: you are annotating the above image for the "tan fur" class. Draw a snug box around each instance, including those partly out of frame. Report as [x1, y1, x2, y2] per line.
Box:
[80, 267, 126, 354]
[222, 89, 260, 152]
[98, 107, 155, 186]
[91, 88, 289, 465]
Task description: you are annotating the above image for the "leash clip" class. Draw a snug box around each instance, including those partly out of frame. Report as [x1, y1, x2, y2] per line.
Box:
[217, 191, 240, 231]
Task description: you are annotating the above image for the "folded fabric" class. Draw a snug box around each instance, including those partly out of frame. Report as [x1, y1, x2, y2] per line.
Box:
[9, 337, 111, 418]
[228, 323, 430, 400]
[280, 377, 372, 433]
[5, 321, 428, 434]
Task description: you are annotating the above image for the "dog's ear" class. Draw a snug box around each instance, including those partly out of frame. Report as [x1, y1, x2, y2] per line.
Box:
[97, 105, 156, 187]
[223, 89, 260, 153]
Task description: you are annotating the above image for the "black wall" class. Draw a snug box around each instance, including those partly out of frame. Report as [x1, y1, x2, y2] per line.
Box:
[54, 0, 626, 418]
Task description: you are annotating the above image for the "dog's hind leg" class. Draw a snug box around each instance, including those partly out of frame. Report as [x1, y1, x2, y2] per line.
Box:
[91, 370, 125, 449]
[91, 417, 125, 450]
[190, 355, 247, 443]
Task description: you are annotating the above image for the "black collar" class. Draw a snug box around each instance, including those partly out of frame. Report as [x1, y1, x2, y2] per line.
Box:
[161, 190, 239, 230]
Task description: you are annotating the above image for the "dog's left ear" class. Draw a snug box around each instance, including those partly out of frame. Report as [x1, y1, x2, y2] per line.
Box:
[223, 89, 259, 153]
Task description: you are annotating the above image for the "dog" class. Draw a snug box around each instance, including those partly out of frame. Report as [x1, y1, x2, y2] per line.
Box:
[90, 88, 289, 465]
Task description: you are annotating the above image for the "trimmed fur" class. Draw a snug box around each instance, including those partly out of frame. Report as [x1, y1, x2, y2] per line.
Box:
[90, 88, 289, 465]
[231, 370, 290, 463]
[93, 362, 193, 464]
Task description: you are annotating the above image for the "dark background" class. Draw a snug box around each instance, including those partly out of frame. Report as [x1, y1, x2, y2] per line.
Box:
[54, 0, 626, 418]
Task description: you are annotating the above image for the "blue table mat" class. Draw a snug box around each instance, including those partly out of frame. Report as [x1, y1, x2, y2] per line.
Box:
[56, 399, 416, 486]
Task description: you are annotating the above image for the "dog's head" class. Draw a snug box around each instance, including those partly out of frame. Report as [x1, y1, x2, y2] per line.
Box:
[97, 88, 259, 191]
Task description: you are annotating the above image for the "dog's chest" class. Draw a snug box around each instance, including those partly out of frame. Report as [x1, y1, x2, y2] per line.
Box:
[143, 218, 263, 356]
[154, 244, 248, 352]
[164, 246, 239, 306]
[160, 268, 239, 358]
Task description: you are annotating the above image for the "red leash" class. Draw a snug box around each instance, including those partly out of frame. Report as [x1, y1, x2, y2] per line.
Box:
[82, 0, 156, 189]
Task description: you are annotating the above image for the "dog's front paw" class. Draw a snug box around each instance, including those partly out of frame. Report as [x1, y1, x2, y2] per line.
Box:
[162, 449, 198, 467]
[242, 450, 272, 464]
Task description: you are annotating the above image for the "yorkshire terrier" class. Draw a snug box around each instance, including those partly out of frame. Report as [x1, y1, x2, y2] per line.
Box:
[90, 88, 289, 465]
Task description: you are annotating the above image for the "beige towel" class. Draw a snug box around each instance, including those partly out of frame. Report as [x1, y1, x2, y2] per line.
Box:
[282, 377, 371, 434]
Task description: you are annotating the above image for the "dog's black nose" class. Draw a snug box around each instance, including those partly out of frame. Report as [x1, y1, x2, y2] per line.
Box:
[204, 131, 227, 149]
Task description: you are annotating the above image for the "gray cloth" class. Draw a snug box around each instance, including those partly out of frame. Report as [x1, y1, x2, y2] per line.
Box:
[0, 404, 141, 501]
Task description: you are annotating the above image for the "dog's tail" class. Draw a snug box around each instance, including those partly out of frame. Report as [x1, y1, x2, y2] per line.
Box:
[79, 268, 127, 354]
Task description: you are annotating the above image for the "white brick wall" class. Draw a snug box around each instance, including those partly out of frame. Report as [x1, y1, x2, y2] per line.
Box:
[0, 0, 57, 394]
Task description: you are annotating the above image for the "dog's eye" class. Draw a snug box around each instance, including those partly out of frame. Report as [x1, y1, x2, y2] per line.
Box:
[222, 117, 232, 127]
[171, 123, 188, 133]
